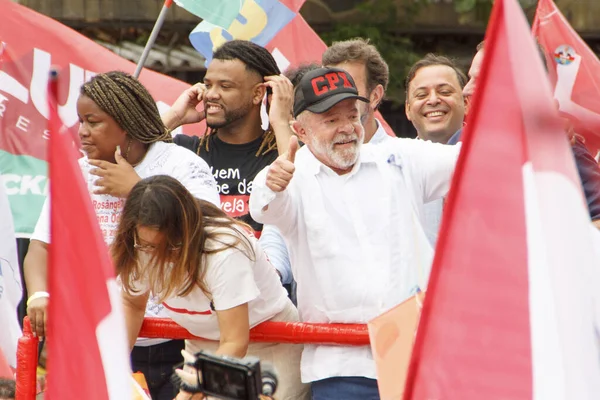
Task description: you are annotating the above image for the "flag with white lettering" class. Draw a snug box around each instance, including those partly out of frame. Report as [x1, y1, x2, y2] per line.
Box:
[532, 0, 600, 156]
[404, 0, 600, 398]
[0, 168, 22, 369]
[46, 74, 131, 399]
[0, 0, 202, 237]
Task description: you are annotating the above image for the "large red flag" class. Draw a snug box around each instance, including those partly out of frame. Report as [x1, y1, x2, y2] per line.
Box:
[404, 0, 600, 398]
[46, 73, 131, 399]
[532, 0, 600, 155]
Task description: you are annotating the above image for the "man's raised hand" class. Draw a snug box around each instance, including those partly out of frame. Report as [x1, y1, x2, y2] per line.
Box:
[162, 82, 207, 130]
[264, 75, 293, 128]
[266, 136, 299, 193]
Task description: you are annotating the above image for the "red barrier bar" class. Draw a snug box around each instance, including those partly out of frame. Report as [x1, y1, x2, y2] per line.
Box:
[16, 317, 370, 399]
[139, 318, 371, 346]
[16, 318, 39, 400]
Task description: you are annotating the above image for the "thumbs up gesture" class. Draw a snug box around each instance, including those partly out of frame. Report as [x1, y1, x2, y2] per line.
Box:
[266, 136, 299, 193]
[88, 145, 142, 197]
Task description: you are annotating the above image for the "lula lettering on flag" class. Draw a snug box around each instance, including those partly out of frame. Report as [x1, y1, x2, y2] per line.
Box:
[46, 75, 131, 399]
[404, 0, 600, 399]
[532, 0, 600, 155]
[0, 1, 203, 238]
[0, 170, 22, 369]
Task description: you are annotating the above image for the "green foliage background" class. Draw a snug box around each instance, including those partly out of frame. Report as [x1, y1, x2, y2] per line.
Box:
[318, 0, 422, 106]
[317, 0, 536, 105]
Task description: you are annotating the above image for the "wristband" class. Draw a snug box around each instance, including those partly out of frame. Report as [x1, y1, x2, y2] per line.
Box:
[27, 291, 49, 307]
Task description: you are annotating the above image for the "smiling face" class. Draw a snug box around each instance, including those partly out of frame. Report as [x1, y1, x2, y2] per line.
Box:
[203, 59, 263, 129]
[405, 64, 466, 143]
[295, 98, 364, 174]
[77, 94, 127, 162]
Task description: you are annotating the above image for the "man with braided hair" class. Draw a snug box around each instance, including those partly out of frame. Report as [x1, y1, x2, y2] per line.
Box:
[164, 40, 295, 236]
[23, 71, 220, 400]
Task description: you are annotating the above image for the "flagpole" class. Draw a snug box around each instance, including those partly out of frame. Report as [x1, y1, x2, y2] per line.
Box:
[133, 0, 174, 78]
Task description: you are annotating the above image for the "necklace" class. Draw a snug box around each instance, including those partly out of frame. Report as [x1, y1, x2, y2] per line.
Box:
[123, 138, 144, 168]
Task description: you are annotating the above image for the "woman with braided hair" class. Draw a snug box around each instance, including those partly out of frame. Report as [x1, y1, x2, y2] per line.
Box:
[23, 71, 220, 400]
[164, 40, 295, 237]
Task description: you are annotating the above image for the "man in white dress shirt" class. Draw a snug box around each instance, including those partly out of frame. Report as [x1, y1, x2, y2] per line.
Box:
[404, 53, 468, 246]
[261, 41, 394, 298]
[249, 67, 460, 400]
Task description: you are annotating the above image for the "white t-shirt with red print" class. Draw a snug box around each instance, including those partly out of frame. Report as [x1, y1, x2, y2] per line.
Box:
[31, 141, 220, 346]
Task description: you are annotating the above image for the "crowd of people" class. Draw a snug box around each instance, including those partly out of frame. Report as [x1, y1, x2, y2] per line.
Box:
[20, 35, 600, 400]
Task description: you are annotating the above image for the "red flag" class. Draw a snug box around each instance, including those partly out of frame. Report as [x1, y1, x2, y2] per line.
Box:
[533, 0, 600, 155]
[46, 73, 131, 398]
[404, 0, 600, 398]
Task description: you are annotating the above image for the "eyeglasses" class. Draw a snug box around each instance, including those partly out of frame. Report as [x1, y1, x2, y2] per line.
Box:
[133, 235, 181, 253]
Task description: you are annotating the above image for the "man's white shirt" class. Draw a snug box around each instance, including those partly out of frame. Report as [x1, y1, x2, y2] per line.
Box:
[249, 137, 460, 382]
[371, 119, 444, 246]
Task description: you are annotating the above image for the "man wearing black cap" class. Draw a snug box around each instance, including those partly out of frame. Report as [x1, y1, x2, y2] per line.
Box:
[249, 67, 460, 400]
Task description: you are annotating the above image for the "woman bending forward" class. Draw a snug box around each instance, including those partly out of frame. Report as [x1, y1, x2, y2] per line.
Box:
[113, 175, 309, 400]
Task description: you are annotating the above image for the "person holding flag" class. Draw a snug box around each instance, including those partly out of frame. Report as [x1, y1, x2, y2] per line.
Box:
[24, 71, 220, 400]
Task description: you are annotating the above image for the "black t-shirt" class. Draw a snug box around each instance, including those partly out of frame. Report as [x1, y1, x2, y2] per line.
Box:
[174, 133, 277, 234]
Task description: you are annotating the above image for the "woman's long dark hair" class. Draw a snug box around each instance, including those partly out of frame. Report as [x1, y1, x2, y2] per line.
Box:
[112, 175, 254, 301]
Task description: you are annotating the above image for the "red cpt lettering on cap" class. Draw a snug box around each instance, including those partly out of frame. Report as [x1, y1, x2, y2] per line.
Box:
[325, 72, 340, 89]
[339, 72, 353, 89]
[311, 76, 327, 95]
[311, 71, 353, 96]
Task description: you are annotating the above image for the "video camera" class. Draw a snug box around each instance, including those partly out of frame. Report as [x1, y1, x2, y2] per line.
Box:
[172, 350, 278, 400]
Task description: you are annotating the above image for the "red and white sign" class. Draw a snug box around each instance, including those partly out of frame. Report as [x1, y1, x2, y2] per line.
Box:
[405, 0, 600, 398]
[533, 0, 600, 155]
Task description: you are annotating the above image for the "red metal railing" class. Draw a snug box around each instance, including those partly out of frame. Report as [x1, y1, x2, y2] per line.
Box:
[16, 317, 369, 399]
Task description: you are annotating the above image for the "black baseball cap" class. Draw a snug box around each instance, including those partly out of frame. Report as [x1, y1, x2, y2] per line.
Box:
[293, 67, 369, 118]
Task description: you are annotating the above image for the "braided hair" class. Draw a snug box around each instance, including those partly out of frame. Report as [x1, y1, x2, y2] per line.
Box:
[199, 40, 281, 156]
[80, 71, 172, 145]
